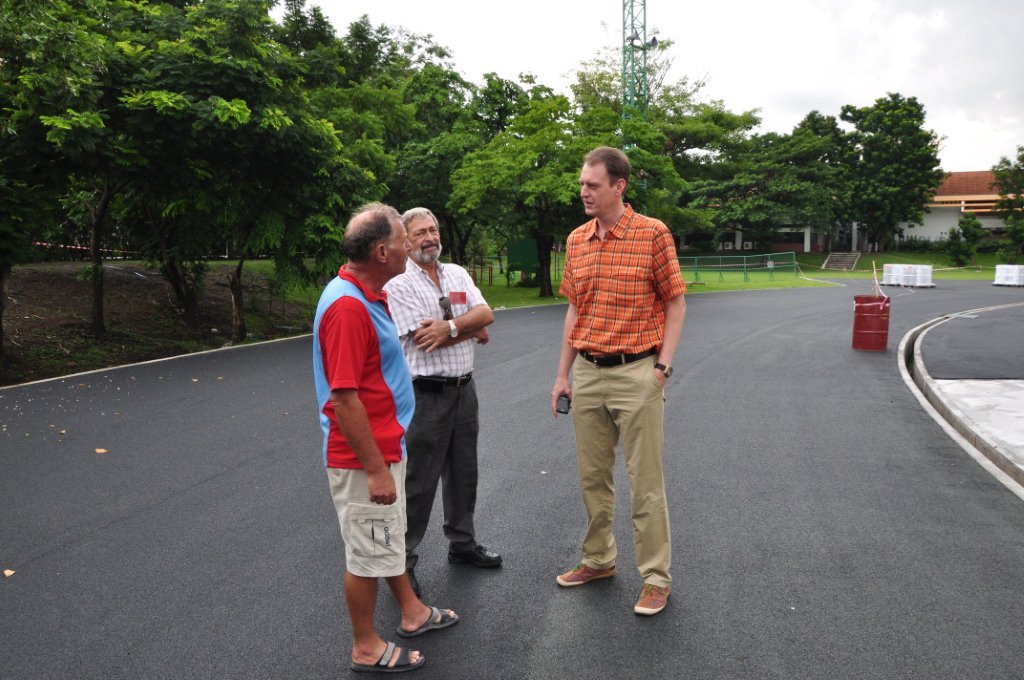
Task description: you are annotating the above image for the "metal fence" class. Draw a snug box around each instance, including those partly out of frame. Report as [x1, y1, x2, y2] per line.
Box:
[677, 252, 798, 283]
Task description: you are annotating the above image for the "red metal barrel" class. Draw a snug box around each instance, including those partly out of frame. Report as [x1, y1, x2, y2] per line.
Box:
[852, 295, 890, 351]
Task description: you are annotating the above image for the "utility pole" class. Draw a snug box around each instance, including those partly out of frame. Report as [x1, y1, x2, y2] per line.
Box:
[622, 0, 656, 120]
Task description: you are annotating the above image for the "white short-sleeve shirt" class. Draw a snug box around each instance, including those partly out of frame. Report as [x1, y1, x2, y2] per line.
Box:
[384, 259, 487, 377]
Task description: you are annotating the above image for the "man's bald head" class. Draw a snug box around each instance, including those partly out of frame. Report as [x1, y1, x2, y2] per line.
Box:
[344, 203, 402, 263]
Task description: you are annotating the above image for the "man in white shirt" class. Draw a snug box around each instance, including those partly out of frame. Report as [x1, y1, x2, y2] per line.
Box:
[383, 207, 501, 598]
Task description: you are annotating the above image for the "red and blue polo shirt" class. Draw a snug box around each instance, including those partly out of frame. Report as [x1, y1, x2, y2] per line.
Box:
[312, 267, 415, 469]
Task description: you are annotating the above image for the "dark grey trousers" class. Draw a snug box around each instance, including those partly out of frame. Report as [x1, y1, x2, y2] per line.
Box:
[404, 380, 480, 569]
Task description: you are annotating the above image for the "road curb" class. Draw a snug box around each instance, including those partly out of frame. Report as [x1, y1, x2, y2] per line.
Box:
[898, 303, 1024, 497]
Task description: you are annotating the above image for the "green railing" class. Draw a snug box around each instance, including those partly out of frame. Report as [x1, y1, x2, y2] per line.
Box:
[677, 252, 798, 283]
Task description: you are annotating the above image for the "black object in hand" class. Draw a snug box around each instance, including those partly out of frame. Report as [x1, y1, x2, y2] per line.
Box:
[556, 395, 571, 414]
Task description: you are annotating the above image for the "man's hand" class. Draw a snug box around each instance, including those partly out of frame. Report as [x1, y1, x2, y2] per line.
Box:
[412, 318, 450, 352]
[551, 377, 573, 417]
[367, 468, 397, 505]
[472, 328, 490, 345]
[653, 367, 666, 387]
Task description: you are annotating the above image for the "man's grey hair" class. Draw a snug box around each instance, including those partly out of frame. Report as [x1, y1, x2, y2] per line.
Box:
[343, 202, 401, 263]
[401, 207, 438, 230]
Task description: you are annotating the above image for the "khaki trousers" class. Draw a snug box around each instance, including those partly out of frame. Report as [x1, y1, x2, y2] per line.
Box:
[571, 356, 672, 587]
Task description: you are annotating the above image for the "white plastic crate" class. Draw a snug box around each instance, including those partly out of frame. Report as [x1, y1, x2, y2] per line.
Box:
[881, 263, 934, 287]
[994, 264, 1024, 286]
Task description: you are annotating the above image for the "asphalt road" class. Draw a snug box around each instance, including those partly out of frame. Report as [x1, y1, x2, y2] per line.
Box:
[2, 280, 1024, 680]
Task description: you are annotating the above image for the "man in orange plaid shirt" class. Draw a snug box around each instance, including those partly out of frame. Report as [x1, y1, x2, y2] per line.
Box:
[550, 146, 687, 616]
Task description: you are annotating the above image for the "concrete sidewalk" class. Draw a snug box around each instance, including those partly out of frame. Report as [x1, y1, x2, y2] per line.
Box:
[902, 301, 1024, 493]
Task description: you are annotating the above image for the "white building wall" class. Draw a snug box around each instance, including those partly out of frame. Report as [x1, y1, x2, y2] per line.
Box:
[899, 207, 1003, 242]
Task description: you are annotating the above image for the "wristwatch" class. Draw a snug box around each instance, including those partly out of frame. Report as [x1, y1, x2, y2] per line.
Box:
[654, 362, 673, 378]
[447, 320, 459, 338]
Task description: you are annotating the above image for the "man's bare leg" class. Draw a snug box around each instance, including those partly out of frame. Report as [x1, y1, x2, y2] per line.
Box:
[387, 572, 456, 633]
[346, 571, 422, 667]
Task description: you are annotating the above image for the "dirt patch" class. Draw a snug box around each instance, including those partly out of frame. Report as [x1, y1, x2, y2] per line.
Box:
[1, 261, 315, 386]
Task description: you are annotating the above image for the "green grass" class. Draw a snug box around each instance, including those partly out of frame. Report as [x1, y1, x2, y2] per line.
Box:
[795, 252, 1003, 281]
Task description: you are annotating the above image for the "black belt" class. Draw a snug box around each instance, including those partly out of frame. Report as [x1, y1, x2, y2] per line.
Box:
[413, 373, 473, 392]
[578, 348, 657, 368]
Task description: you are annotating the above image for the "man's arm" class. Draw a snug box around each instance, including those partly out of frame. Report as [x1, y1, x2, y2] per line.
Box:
[413, 303, 494, 352]
[654, 293, 686, 385]
[550, 303, 579, 416]
[328, 388, 396, 505]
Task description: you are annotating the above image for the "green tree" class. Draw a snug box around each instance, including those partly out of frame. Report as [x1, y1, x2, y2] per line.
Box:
[945, 212, 986, 266]
[992, 146, 1024, 263]
[840, 93, 945, 251]
[387, 64, 481, 263]
[571, 44, 759, 239]
[0, 177, 48, 361]
[571, 41, 683, 117]
[687, 126, 842, 252]
[275, 0, 335, 52]
[1, 0, 143, 335]
[451, 89, 605, 297]
[106, 0, 383, 341]
[793, 111, 854, 251]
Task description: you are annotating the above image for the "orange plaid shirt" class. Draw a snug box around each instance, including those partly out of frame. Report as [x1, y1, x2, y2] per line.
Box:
[560, 205, 686, 354]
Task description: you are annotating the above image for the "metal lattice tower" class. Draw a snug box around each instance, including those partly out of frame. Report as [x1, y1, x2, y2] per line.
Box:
[622, 0, 655, 119]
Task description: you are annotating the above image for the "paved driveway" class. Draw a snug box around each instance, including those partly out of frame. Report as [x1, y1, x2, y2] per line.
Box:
[2, 281, 1023, 679]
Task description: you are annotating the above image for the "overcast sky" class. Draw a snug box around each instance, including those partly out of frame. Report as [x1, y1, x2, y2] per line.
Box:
[301, 0, 1022, 172]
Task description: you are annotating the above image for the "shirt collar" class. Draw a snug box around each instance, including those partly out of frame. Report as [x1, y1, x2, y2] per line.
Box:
[584, 204, 635, 241]
[408, 257, 444, 274]
[338, 265, 387, 303]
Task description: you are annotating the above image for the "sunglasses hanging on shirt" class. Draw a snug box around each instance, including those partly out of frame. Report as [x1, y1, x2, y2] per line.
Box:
[438, 296, 454, 320]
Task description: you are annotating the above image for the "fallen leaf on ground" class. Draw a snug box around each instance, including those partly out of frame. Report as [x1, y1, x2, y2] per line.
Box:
[95, 448, 108, 454]
[3, 569, 15, 578]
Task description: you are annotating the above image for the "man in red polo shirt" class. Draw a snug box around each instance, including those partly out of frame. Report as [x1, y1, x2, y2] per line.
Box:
[314, 204, 459, 673]
[550, 146, 687, 616]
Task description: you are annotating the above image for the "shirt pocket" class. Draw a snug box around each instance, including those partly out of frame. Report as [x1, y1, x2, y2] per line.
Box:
[607, 264, 653, 301]
[343, 502, 403, 558]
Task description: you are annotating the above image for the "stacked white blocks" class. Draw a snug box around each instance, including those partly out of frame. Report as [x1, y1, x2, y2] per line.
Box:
[881, 264, 935, 287]
[993, 264, 1024, 286]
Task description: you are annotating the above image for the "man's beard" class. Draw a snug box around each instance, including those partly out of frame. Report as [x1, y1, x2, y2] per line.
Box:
[412, 243, 442, 264]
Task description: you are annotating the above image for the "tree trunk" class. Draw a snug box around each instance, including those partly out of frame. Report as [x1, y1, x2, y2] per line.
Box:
[88, 230, 105, 336]
[163, 255, 200, 320]
[88, 184, 117, 336]
[533, 229, 554, 298]
[148, 209, 201, 320]
[228, 257, 247, 342]
[442, 214, 471, 265]
[0, 262, 9, 360]
[440, 221, 459, 264]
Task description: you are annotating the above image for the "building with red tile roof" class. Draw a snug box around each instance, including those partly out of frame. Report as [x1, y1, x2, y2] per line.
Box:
[929, 171, 999, 215]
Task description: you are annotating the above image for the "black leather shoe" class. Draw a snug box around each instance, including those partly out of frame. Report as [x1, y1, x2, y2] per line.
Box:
[448, 544, 502, 568]
[407, 567, 421, 598]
